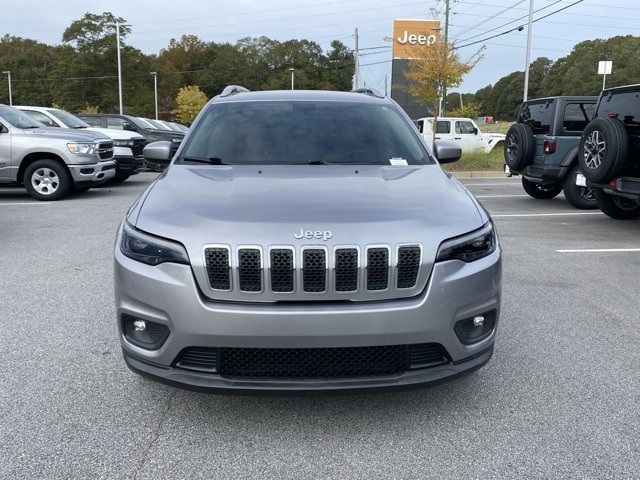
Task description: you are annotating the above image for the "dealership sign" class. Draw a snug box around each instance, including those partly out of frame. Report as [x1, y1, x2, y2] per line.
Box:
[392, 19, 441, 59]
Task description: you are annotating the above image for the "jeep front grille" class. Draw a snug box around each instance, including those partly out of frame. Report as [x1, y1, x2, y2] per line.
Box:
[131, 138, 147, 157]
[201, 243, 425, 301]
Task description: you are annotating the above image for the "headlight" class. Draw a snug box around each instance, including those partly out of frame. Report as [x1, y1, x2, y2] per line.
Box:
[67, 142, 96, 154]
[436, 223, 497, 263]
[113, 140, 134, 147]
[120, 222, 189, 266]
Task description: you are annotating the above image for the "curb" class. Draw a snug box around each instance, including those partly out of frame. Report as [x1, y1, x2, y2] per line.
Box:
[449, 171, 507, 179]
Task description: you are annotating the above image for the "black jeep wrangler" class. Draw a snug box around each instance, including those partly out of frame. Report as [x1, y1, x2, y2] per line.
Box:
[578, 85, 640, 219]
[504, 96, 598, 209]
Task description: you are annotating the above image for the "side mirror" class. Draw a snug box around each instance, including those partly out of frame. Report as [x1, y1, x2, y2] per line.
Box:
[122, 122, 137, 132]
[434, 140, 462, 164]
[471, 127, 479, 135]
[143, 141, 173, 162]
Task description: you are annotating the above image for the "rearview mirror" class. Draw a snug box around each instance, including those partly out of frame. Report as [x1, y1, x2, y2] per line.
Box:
[122, 122, 137, 132]
[143, 141, 172, 162]
[434, 140, 462, 164]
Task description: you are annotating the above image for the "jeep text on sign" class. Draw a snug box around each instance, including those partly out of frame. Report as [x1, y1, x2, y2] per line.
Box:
[392, 19, 441, 59]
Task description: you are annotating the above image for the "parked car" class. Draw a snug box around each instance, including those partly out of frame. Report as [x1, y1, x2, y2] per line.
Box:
[17, 106, 146, 183]
[416, 116, 505, 153]
[503, 96, 598, 209]
[76, 113, 184, 169]
[114, 86, 502, 393]
[0, 104, 115, 200]
[578, 85, 640, 219]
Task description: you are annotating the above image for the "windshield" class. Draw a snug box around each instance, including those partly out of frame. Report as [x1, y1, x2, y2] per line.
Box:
[48, 108, 90, 128]
[0, 104, 45, 128]
[179, 101, 432, 165]
[147, 119, 170, 130]
[125, 116, 151, 130]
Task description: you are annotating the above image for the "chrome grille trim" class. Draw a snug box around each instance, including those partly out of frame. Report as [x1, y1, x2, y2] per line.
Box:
[236, 245, 263, 293]
[200, 243, 424, 300]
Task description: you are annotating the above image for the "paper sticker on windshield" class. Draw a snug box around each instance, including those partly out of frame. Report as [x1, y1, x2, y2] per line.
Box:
[389, 157, 408, 166]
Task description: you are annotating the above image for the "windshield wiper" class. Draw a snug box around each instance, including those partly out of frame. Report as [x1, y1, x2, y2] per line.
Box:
[182, 156, 229, 165]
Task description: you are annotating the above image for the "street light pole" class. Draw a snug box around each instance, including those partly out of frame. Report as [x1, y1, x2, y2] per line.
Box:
[523, 0, 535, 101]
[115, 21, 125, 114]
[150, 72, 158, 120]
[2, 71, 11, 106]
[289, 68, 295, 90]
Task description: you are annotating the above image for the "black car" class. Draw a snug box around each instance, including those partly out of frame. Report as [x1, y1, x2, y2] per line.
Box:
[578, 84, 640, 219]
[77, 114, 184, 168]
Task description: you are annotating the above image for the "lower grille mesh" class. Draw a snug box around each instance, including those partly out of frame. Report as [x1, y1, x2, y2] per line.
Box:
[174, 344, 450, 379]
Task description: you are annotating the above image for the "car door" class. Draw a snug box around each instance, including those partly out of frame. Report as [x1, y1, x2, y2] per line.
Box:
[0, 121, 10, 179]
[433, 120, 453, 141]
[454, 120, 481, 152]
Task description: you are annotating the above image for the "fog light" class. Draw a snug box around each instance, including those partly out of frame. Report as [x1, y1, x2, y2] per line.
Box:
[454, 310, 496, 345]
[122, 314, 169, 350]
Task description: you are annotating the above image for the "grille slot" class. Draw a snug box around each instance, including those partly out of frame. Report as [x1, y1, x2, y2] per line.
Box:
[335, 248, 359, 292]
[131, 138, 147, 157]
[366, 247, 389, 291]
[175, 343, 450, 379]
[175, 347, 218, 373]
[408, 343, 450, 369]
[397, 246, 421, 289]
[302, 248, 326, 293]
[238, 248, 262, 292]
[204, 247, 231, 290]
[270, 248, 294, 293]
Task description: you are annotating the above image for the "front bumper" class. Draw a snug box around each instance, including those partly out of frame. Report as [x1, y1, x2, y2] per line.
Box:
[114, 244, 501, 392]
[68, 160, 116, 185]
[114, 154, 144, 177]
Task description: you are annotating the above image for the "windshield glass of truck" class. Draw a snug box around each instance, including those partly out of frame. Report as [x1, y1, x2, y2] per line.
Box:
[597, 90, 640, 130]
[518, 101, 555, 134]
[0, 105, 44, 129]
[180, 101, 432, 165]
[49, 109, 90, 129]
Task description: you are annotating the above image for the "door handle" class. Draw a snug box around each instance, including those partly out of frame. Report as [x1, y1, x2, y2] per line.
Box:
[454, 137, 462, 140]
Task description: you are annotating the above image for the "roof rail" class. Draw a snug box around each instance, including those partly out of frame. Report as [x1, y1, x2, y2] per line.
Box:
[220, 85, 250, 98]
[351, 87, 384, 98]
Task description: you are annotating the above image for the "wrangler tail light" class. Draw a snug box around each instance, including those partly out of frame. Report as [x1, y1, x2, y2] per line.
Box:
[543, 140, 557, 154]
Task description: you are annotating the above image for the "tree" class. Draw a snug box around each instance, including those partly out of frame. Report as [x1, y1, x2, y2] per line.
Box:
[447, 102, 482, 119]
[404, 40, 484, 141]
[174, 85, 207, 124]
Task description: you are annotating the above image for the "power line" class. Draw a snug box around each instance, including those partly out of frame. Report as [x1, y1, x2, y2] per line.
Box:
[451, 0, 528, 40]
[455, 0, 585, 49]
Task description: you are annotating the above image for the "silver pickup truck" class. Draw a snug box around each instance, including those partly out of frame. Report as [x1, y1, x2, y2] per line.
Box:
[0, 104, 115, 200]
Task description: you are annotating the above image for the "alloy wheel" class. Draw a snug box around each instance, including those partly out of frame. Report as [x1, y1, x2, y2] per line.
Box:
[506, 133, 519, 161]
[583, 130, 606, 170]
[31, 167, 60, 196]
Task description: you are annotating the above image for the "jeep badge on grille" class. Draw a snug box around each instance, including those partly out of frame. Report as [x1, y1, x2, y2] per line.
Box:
[294, 228, 333, 241]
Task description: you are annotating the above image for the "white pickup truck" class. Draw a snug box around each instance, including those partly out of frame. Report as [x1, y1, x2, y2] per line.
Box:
[415, 117, 505, 154]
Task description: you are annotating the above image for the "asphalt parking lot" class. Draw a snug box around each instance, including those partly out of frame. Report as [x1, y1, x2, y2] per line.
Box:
[1, 172, 638, 479]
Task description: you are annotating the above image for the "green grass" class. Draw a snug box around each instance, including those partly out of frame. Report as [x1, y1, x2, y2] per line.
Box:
[444, 147, 504, 172]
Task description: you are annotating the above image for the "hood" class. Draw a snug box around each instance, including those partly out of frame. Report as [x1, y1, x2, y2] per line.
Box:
[143, 128, 184, 141]
[86, 127, 143, 140]
[16, 127, 110, 142]
[134, 164, 484, 260]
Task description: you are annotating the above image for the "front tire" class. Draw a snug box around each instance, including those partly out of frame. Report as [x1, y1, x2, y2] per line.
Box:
[522, 177, 562, 199]
[562, 166, 597, 209]
[23, 159, 72, 201]
[595, 189, 640, 220]
[111, 175, 131, 184]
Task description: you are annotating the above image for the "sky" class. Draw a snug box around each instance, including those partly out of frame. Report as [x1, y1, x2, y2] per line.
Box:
[2, 0, 639, 94]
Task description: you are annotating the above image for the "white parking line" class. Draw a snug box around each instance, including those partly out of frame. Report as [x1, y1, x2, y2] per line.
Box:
[0, 202, 51, 206]
[493, 212, 603, 218]
[463, 182, 521, 186]
[476, 194, 529, 198]
[557, 248, 640, 253]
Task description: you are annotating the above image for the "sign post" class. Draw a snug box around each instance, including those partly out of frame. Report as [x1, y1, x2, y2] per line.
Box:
[598, 60, 612, 90]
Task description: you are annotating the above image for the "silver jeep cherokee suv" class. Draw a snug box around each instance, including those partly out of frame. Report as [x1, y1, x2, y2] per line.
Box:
[114, 87, 502, 393]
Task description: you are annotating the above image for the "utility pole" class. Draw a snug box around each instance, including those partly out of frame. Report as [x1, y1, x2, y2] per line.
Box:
[289, 68, 295, 90]
[523, 0, 534, 101]
[2, 71, 11, 105]
[384, 73, 388, 97]
[115, 21, 125, 115]
[354, 28, 359, 89]
[150, 72, 158, 120]
[442, 0, 450, 115]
